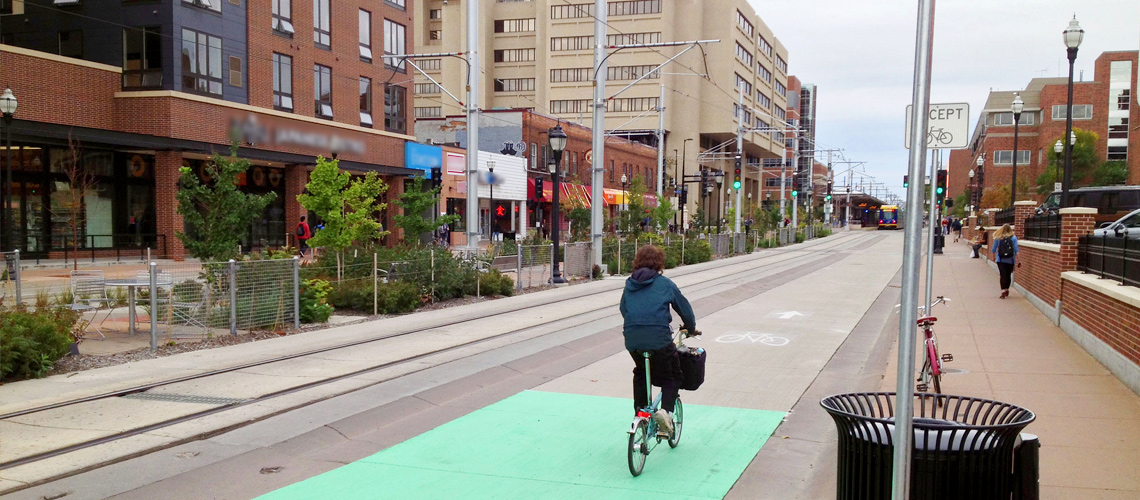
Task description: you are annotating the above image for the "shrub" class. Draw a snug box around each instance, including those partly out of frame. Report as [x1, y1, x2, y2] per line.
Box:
[819, 227, 832, 238]
[795, 232, 806, 243]
[377, 281, 421, 314]
[683, 238, 712, 265]
[592, 264, 603, 280]
[327, 279, 422, 314]
[1, 307, 81, 381]
[299, 278, 334, 323]
[478, 269, 515, 297]
[327, 279, 373, 312]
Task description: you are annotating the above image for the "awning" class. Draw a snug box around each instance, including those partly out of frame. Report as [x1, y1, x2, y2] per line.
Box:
[602, 189, 658, 208]
[529, 179, 607, 207]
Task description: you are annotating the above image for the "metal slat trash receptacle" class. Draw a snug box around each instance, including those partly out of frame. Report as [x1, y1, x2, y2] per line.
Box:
[821, 392, 1035, 500]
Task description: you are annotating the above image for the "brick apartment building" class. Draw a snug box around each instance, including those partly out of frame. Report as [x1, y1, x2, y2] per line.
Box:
[417, 109, 659, 238]
[0, 0, 421, 260]
[948, 51, 1139, 208]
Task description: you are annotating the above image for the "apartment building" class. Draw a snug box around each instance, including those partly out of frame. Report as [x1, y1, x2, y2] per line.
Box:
[0, 0, 419, 259]
[412, 0, 793, 223]
[948, 51, 1139, 207]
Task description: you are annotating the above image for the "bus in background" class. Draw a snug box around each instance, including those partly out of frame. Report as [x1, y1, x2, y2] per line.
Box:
[878, 205, 899, 229]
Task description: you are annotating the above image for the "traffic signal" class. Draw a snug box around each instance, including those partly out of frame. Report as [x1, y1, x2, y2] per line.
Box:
[792, 189, 798, 198]
[825, 194, 832, 201]
[680, 185, 688, 204]
[534, 177, 544, 200]
[733, 156, 742, 190]
[430, 167, 442, 190]
[903, 175, 909, 188]
[936, 170, 947, 197]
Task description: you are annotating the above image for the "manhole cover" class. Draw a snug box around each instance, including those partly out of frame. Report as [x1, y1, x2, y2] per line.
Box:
[123, 393, 250, 405]
[942, 368, 970, 375]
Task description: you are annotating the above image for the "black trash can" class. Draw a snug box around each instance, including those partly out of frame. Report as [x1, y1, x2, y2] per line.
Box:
[821, 392, 1035, 500]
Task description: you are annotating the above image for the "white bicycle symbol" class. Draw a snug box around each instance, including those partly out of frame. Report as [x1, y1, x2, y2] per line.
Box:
[715, 332, 790, 346]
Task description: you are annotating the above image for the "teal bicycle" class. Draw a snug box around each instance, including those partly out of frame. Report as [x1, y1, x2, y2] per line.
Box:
[627, 329, 699, 476]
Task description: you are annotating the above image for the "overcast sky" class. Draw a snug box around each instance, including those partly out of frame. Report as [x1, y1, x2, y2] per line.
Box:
[752, 0, 1140, 199]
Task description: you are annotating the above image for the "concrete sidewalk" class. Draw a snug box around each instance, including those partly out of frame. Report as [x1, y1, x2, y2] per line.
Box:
[881, 240, 1140, 499]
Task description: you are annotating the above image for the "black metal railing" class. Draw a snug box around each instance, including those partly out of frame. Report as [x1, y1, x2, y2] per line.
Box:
[12, 234, 169, 264]
[1024, 213, 1061, 244]
[994, 207, 1016, 226]
[1078, 234, 1140, 288]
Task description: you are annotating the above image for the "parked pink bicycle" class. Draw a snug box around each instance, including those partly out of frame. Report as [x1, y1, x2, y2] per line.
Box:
[916, 296, 954, 394]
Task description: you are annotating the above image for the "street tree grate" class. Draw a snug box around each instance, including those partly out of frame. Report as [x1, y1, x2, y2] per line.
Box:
[122, 392, 250, 406]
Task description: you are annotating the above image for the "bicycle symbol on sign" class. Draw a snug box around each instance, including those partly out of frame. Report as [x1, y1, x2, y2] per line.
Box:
[927, 127, 954, 146]
[715, 332, 790, 346]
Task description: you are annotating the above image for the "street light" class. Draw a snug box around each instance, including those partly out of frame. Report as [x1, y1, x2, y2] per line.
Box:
[547, 125, 567, 285]
[1010, 92, 1024, 207]
[488, 160, 495, 237]
[975, 154, 985, 210]
[1061, 15, 1084, 208]
[968, 169, 976, 216]
[715, 171, 724, 233]
[1, 88, 17, 253]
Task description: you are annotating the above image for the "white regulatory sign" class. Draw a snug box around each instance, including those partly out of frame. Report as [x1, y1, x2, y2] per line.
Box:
[904, 103, 969, 150]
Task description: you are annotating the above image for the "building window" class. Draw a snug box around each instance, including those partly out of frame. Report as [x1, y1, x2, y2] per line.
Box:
[229, 56, 241, 87]
[493, 48, 535, 62]
[357, 10, 373, 62]
[386, 0, 405, 9]
[551, 35, 592, 51]
[550, 1, 660, 19]
[313, 0, 331, 49]
[608, 32, 660, 45]
[735, 73, 752, 95]
[415, 107, 441, 118]
[384, 19, 406, 71]
[272, 0, 294, 36]
[757, 63, 771, 82]
[530, 142, 537, 169]
[1050, 104, 1092, 121]
[314, 64, 332, 118]
[429, 30, 442, 40]
[608, 97, 658, 112]
[272, 53, 293, 111]
[360, 77, 373, 127]
[550, 65, 660, 82]
[774, 80, 786, 97]
[756, 92, 770, 109]
[1107, 60, 1131, 160]
[123, 27, 163, 89]
[758, 36, 772, 57]
[550, 99, 590, 114]
[181, 28, 223, 96]
[610, 160, 615, 182]
[735, 43, 753, 67]
[494, 78, 535, 92]
[420, 58, 441, 70]
[429, 9, 442, 19]
[993, 150, 1030, 165]
[414, 82, 440, 94]
[58, 30, 83, 59]
[384, 85, 407, 133]
[494, 19, 535, 33]
[992, 111, 1034, 126]
[183, 0, 220, 13]
[774, 106, 786, 121]
[775, 56, 787, 73]
[736, 10, 753, 37]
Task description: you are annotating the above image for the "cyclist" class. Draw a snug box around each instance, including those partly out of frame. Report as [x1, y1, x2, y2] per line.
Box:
[620, 244, 697, 438]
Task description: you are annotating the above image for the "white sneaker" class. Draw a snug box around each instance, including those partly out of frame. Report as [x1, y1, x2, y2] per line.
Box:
[653, 409, 674, 438]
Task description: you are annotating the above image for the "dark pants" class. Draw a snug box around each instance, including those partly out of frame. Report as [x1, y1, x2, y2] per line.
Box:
[298, 239, 309, 256]
[998, 262, 1015, 290]
[630, 343, 681, 413]
[971, 243, 984, 257]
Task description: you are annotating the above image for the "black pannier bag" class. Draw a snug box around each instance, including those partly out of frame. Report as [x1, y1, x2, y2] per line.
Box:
[678, 346, 706, 391]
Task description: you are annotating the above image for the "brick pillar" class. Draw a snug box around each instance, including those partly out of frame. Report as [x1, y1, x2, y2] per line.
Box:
[1013, 200, 1036, 240]
[154, 151, 186, 261]
[384, 175, 405, 247]
[285, 164, 310, 248]
[1058, 207, 1097, 273]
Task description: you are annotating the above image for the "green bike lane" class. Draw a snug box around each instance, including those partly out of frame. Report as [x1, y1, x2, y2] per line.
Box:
[255, 233, 903, 500]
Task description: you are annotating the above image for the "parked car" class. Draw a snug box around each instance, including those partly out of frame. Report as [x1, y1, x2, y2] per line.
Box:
[1092, 208, 1140, 239]
[1038, 186, 1140, 225]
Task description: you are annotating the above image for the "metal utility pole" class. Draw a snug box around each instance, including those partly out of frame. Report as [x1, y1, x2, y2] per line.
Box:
[895, 0, 936, 498]
[656, 84, 665, 198]
[590, 0, 607, 267]
[465, 0, 481, 254]
[826, 151, 833, 226]
[924, 149, 938, 314]
[734, 84, 744, 234]
[790, 121, 800, 232]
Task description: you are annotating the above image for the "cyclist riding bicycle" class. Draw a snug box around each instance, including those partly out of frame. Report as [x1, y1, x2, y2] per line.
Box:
[620, 245, 697, 438]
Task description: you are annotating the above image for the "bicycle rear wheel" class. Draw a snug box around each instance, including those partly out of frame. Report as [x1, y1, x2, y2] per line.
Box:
[668, 398, 683, 448]
[628, 419, 649, 476]
[927, 342, 942, 395]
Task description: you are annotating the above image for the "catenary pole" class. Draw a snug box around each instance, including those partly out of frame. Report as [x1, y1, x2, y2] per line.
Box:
[465, 0, 481, 254]
[590, 0, 607, 267]
[925, 149, 938, 314]
[895, 0, 937, 498]
[657, 84, 665, 198]
[734, 84, 744, 235]
[790, 120, 799, 233]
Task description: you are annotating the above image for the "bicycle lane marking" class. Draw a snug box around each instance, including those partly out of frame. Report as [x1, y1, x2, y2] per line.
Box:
[254, 390, 784, 500]
[715, 332, 791, 346]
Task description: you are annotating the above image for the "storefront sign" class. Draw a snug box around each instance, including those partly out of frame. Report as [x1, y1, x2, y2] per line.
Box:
[229, 114, 366, 156]
[405, 142, 443, 173]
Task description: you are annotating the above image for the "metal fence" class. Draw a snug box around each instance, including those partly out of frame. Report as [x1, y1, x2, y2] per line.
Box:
[994, 207, 1016, 227]
[1025, 213, 1061, 243]
[517, 244, 554, 289]
[1, 250, 22, 308]
[1078, 234, 1140, 288]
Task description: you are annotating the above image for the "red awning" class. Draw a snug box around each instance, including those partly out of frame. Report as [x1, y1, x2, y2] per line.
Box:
[528, 179, 605, 207]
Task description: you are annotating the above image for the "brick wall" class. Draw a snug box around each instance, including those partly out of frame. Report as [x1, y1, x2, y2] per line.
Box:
[1061, 278, 1140, 367]
[0, 48, 120, 130]
[1018, 244, 1062, 305]
[155, 151, 187, 261]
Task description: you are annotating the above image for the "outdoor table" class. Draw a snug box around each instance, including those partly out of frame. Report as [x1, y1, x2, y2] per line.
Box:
[104, 278, 173, 335]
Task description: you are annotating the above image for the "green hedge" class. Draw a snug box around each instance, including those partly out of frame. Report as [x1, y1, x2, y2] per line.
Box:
[327, 279, 422, 314]
[1, 307, 80, 381]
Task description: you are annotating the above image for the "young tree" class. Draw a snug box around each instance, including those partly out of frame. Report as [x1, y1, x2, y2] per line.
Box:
[1037, 128, 1100, 194]
[297, 156, 388, 275]
[979, 185, 1011, 211]
[176, 145, 277, 262]
[618, 175, 648, 235]
[1092, 161, 1128, 186]
[649, 197, 677, 233]
[563, 198, 591, 242]
[51, 134, 101, 270]
[392, 175, 459, 245]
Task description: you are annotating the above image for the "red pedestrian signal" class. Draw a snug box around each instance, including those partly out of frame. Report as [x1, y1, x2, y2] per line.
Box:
[496, 204, 506, 217]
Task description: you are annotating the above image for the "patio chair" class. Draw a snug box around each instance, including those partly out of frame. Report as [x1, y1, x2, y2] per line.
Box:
[153, 273, 211, 331]
[69, 270, 110, 340]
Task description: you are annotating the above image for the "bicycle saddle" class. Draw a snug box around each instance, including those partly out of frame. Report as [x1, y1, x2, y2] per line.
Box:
[916, 316, 937, 325]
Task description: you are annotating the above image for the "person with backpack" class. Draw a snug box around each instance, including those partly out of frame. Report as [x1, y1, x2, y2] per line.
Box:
[296, 215, 312, 262]
[991, 223, 1020, 299]
[952, 218, 962, 242]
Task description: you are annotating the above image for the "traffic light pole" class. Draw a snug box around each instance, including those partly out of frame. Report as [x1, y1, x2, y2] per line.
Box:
[734, 85, 744, 236]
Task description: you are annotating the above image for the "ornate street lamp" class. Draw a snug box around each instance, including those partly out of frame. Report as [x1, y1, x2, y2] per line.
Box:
[1, 88, 18, 252]
[1010, 92, 1024, 207]
[1061, 15, 1084, 208]
[975, 154, 985, 210]
[968, 169, 976, 216]
[548, 125, 567, 285]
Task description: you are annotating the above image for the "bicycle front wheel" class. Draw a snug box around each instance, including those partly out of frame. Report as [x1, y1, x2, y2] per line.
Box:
[628, 419, 648, 476]
[669, 398, 683, 448]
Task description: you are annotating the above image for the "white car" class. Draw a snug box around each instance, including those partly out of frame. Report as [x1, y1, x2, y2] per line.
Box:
[1093, 208, 1140, 239]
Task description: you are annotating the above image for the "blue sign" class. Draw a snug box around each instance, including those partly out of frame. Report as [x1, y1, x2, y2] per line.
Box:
[405, 142, 443, 174]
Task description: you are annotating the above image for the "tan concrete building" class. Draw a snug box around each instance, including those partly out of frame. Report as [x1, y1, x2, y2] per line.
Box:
[412, 0, 793, 225]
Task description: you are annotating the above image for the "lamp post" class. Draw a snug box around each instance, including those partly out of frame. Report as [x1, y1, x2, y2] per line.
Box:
[488, 161, 495, 240]
[1, 88, 17, 253]
[1061, 15, 1084, 208]
[1054, 140, 1064, 199]
[620, 173, 628, 231]
[548, 125, 567, 285]
[1010, 92, 1024, 207]
[968, 169, 975, 216]
[715, 171, 724, 233]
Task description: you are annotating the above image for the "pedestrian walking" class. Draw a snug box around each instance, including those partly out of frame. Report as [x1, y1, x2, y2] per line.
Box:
[295, 215, 312, 263]
[952, 218, 962, 242]
[991, 224, 1020, 299]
